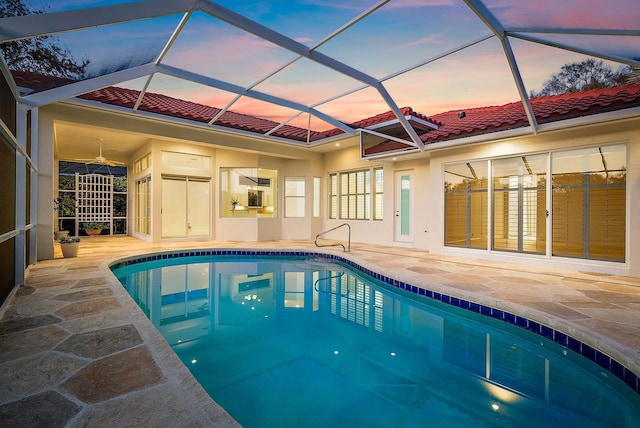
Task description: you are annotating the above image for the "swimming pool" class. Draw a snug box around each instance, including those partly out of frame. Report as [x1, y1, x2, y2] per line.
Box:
[112, 250, 640, 427]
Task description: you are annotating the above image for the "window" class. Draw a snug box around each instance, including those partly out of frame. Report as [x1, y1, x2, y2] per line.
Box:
[220, 167, 277, 218]
[313, 177, 320, 218]
[285, 177, 305, 218]
[135, 176, 151, 235]
[134, 153, 150, 173]
[373, 168, 383, 220]
[329, 173, 337, 219]
[340, 169, 370, 220]
[444, 161, 488, 249]
[551, 145, 626, 262]
[329, 169, 379, 220]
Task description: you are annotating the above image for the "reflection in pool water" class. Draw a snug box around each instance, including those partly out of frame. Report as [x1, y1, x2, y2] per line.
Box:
[112, 254, 640, 428]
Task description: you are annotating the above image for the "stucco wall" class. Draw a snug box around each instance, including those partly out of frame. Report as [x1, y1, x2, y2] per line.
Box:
[36, 101, 639, 277]
[35, 108, 56, 260]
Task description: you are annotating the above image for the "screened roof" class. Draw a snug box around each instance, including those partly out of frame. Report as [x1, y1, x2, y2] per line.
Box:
[1, 0, 639, 149]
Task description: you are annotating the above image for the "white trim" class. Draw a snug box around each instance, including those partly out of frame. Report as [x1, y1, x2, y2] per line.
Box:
[442, 246, 629, 276]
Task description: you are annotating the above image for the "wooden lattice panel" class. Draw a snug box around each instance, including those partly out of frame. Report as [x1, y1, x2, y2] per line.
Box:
[76, 173, 113, 227]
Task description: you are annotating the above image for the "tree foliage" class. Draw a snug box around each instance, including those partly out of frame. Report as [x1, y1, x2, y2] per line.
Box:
[530, 58, 632, 98]
[0, 0, 89, 79]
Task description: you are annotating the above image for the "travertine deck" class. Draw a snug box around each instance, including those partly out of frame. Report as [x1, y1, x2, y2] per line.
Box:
[1, 236, 639, 427]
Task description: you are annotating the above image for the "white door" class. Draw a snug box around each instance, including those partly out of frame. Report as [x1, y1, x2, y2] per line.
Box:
[395, 170, 412, 243]
[162, 177, 210, 238]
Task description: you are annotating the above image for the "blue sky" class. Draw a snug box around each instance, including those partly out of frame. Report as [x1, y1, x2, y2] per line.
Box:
[15, 0, 640, 128]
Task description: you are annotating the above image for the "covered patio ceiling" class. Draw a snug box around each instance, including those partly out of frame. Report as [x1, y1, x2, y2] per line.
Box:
[1, 0, 639, 151]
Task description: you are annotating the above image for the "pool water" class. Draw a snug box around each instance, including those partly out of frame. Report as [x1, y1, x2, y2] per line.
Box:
[112, 254, 640, 427]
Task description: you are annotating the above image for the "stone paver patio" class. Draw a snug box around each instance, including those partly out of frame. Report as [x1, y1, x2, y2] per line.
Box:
[1, 236, 639, 426]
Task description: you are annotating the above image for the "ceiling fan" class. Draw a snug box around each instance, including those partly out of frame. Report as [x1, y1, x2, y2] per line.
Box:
[74, 139, 124, 167]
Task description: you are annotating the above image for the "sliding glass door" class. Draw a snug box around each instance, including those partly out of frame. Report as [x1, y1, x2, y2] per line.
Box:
[444, 144, 626, 263]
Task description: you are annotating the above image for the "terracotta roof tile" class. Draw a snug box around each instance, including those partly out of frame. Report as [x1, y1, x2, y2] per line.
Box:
[81, 86, 320, 142]
[11, 71, 640, 147]
[362, 84, 640, 155]
[420, 83, 640, 145]
[12, 70, 74, 92]
[314, 106, 439, 140]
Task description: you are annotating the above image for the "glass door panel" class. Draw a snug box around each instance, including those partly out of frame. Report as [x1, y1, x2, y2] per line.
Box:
[162, 178, 187, 238]
[492, 155, 546, 254]
[188, 180, 210, 236]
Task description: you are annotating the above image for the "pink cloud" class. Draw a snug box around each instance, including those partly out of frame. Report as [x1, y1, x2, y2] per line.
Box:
[165, 29, 295, 87]
[385, 0, 456, 9]
[399, 33, 446, 49]
[487, 0, 640, 29]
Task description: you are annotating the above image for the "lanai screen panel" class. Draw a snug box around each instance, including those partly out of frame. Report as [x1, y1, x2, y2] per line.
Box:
[1, 0, 639, 143]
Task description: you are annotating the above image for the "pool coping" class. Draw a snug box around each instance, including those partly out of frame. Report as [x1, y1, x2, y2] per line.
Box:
[109, 247, 640, 397]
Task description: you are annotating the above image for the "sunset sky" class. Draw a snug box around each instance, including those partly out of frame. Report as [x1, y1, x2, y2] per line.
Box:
[15, 0, 640, 130]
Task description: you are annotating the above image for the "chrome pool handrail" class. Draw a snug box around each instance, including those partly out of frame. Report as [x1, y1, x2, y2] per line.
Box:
[314, 223, 351, 252]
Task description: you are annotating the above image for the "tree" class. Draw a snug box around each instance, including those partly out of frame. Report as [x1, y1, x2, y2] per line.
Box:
[0, 0, 89, 79]
[530, 58, 632, 98]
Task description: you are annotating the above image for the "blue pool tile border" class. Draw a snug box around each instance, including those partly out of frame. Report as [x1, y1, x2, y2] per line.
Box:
[110, 249, 640, 396]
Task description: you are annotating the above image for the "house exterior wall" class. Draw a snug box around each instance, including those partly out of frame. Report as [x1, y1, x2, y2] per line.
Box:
[34, 101, 639, 277]
[36, 108, 57, 260]
[38, 102, 324, 246]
